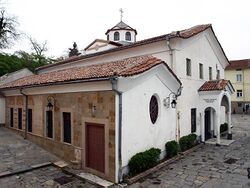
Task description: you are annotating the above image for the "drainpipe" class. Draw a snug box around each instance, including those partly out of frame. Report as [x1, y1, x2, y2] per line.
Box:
[166, 37, 174, 70]
[110, 76, 123, 183]
[20, 88, 28, 139]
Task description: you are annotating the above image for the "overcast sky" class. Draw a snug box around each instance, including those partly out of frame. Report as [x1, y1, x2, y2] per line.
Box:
[2, 0, 250, 60]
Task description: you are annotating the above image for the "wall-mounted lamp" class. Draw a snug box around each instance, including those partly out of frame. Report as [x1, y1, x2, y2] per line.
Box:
[91, 105, 97, 116]
[47, 96, 56, 111]
[163, 92, 177, 108]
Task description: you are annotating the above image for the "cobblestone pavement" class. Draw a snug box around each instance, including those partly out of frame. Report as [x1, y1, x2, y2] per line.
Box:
[0, 128, 59, 172]
[0, 128, 95, 187]
[129, 114, 250, 188]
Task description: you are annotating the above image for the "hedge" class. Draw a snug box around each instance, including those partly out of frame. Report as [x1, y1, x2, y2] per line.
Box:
[220, 123, 228, 133]
[128, 148, 161, 176]
[165, 140, 179, 159]
[179, 133, 197, 152]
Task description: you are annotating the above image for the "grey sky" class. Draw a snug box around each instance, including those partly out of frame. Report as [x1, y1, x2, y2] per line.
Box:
[3, 0, 250, 60]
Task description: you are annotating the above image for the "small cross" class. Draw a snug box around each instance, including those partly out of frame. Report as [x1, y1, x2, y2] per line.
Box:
[119, 8, 124, 21]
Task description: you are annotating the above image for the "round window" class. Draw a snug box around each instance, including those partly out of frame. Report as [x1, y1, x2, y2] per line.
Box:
[149, 95, 159, 124]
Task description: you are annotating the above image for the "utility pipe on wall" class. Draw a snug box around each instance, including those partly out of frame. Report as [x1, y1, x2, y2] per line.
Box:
[20, 88, 28, 139]
[110, 76, 123, 183]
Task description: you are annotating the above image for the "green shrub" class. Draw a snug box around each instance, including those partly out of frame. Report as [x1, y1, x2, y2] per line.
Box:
[220, 123, 228, 133]
[179, 134, 197, 152]
[165, 140, 179, 158]
[128, 148, 161, 176]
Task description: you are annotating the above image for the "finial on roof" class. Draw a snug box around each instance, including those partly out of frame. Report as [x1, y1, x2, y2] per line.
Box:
[119, 8, 124, 21]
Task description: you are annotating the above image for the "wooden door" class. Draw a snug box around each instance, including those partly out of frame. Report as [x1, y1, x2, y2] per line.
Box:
[86, 123, 105, 173]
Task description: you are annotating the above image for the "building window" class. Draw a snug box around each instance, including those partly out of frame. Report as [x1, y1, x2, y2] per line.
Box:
[238, 102, 242, 107]
[62, 112, 71, 144]
[216, 69, 220, 79]
[236, 90, 243, 98]
[186, 58, 191, 76]
[149, 95, 159, 124]
[199, 63, 203, 79]
[46, 111, 53, 138]
[10, 108, 14, 127]
[191, 108, 196, 133]
[125, 32, 131, 41]
[236, 74, 242, 82]
[107, 34, 109, 41]
[114, 32, 120, 41]
[28, 109, 32, 133]
[209, 67, 212, 80]
[18, 108, 22, 129]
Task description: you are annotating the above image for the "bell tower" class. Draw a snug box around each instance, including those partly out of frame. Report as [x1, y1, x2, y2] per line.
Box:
[105, 9, 137, 44]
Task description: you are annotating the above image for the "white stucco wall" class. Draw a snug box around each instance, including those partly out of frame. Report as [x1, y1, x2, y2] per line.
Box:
[107, 30, 136, 43]
[119, 65, 180, 167]
[0, 68, 33, 85]
[172, 30, 229, 137]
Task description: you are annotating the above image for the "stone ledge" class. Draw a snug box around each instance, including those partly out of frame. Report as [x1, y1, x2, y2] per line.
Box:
[124, 144, 203, 185]
[0, 162, 52, 179]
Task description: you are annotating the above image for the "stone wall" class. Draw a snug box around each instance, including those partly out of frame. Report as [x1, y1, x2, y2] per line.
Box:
[5, 91, 116, 182]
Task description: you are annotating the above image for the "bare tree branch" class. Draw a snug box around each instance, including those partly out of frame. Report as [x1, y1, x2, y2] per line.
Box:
[0, 5, 19, 49]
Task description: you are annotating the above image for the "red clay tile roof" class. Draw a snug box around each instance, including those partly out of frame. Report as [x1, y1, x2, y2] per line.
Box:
[36, 24, 214, 71]
[226, 59, 250, 70]
[0, 56, 181, 90]
[198, 79, 234, 92]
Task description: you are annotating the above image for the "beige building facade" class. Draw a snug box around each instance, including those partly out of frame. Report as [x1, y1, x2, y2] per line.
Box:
[225, 59, 250, 114]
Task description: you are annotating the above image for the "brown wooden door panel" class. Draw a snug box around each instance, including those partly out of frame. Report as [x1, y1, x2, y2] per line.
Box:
[86, 123, 105, 173]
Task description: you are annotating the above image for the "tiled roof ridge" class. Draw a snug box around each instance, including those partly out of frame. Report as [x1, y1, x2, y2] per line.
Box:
[36, 24, 212, 71]
[0, 55, 181, 90]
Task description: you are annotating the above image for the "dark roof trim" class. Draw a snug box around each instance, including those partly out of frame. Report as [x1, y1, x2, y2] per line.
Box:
[209, 27, 230, 64]
[36, 24, 213, 71]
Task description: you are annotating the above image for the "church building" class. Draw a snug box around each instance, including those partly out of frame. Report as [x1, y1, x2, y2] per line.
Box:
[0, 13, 234, 183]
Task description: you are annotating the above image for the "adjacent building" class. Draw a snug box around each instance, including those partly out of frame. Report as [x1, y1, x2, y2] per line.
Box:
[0, 21, 234, 183]
[0, 68, 33, 126]
[225, 59, 250, 114]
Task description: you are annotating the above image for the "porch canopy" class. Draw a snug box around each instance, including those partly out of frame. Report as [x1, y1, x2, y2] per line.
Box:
[198, 79, 235, 145]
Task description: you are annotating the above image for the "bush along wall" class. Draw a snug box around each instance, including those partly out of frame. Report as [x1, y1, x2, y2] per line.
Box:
[128, 148, 161, 176]
[220, 123, 228, 133]
[179, 134, 197, 152]
[165, 140, 179, 159]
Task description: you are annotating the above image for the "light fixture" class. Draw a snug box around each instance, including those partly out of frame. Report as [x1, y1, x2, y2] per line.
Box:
[171, 99, 177, 108]
[47, 96, 56, 111]
[163, 92, 177, 108]
[91, 105, 97, 116]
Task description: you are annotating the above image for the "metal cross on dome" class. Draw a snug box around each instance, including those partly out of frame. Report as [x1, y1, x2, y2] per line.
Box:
[119, 8, 124, 21]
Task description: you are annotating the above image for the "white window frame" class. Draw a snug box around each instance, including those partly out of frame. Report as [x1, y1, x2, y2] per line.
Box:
[236, 90, 243, 98]
[236, 74, 242, 82]
[199, 63, 203, 79]
[186, 58, 191, 76]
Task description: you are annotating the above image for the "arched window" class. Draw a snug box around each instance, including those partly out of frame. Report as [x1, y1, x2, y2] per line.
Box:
[114, 32, 120, 41]
[149, 95, 159, 124]
[125, 32, 131, 41]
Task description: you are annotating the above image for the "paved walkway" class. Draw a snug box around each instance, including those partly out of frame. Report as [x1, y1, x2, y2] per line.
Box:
[0, 115, 250, 187]
[129, 114, 250, 188]
[0, 128, 95, 188]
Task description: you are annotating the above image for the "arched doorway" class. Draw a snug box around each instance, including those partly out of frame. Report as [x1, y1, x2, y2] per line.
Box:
[220, 94, 232, 139]
[204, 107, 216, 140]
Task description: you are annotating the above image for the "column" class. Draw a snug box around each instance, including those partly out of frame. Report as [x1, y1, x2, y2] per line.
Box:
[216, 111, 221, 146]
[227, 110, 232, 140]
[200, 112, 205, 142]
